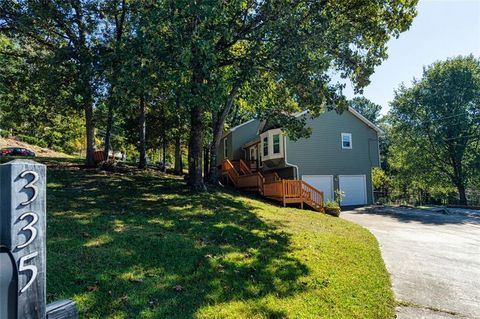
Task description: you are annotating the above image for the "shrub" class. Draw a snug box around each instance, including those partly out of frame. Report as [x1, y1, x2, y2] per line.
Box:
[0, 129, 9, 138]
[18, 134, 48, 148]
[324, 200, 341, 217]
[324, 200, 340, 209]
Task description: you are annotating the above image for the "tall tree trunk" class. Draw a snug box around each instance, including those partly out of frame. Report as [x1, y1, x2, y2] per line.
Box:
[104, 0, 126, 162]
[457, 184, 467, 205]
[208, 112, 222, 184]
[162, 139, 167, 172]
[104, 96, 114, 161]
[451, 157, 468, 205]
[188, 104, 205, 191]
[85, 102, 95, 167]
[187, 58, 206, 191]
[138, 95, 147, 169]
[203, 147, 209, 180]
[174, 135, 182, 175]
[208, 80, 242, 184]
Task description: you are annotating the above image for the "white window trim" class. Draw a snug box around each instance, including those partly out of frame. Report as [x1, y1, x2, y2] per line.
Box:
[262, 135, 269, 157]
[223, 138, 228, 159]
[260, 128, 284, 161]
[272, 133, 281, 154]
[341, 133, 352, 149]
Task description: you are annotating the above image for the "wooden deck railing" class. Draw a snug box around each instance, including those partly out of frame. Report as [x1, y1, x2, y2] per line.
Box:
[222, 159, 324, 212]
[264, 172, 281, 183]
[239, 159, 252, 175]
[222, 159, 240, 185]
[263, 180, 283, 198]
[222, 159, 262, 189]
[301, 181, 325, 211]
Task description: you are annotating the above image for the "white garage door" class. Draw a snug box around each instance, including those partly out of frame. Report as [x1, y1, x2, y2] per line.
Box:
[339, 175, 367, 206]
[302, 175, 334, 202]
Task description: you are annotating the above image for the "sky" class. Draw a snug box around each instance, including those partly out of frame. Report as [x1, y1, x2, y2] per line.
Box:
[343, 0, 480, 115]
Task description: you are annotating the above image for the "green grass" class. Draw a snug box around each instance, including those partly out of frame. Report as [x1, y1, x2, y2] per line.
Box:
[2, 157, 394, 318]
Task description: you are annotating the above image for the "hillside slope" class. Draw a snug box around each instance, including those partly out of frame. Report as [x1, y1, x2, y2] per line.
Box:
[0, 137, 73, 158]
[40, 159, 395, 319]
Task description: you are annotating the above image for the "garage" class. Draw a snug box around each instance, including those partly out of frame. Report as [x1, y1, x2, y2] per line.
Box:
[339, 175, 367, 206]
[302, 175, 334, 202]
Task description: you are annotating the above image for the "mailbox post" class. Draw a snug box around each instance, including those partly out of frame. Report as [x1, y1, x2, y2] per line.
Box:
[0, 160, 77, 319]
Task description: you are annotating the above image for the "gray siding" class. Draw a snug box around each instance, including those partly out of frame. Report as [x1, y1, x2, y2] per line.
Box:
[217, 133, 232, 164]
[218, 119, 260, 162]
[286, 110, 380, 204]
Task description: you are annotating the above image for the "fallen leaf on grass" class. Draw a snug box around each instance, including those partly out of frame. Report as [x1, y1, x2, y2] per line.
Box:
[87, 285, 99, 292]
[128, 277, 144, 283]
[173, 285, 184, 292]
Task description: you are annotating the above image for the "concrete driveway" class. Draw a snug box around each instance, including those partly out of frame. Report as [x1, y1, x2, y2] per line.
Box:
[342, 207, 480, 319]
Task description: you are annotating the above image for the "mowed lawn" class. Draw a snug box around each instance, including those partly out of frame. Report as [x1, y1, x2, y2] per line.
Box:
[5, 158, 394, 318]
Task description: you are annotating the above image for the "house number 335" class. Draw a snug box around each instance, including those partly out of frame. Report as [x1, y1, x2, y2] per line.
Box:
[17, 170, 40, 293]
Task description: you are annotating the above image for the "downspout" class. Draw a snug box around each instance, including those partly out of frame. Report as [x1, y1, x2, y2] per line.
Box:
[283, 136, 299, 180]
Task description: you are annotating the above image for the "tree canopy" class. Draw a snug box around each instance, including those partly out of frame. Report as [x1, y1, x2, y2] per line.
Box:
[388, 55, 480, 205]
[349, 96, 382, 124]
[0, 0, 419, 190]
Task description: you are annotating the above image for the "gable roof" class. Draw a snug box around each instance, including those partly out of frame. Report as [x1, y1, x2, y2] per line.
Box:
[222, 118, 257, 138]
[226, 107, 384, 138]
[345, 107, 384, 134]
[292, 107, 383, 134]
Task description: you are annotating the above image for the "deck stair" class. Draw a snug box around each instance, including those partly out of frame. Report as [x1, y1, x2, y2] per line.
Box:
[221, 159, 324, 212]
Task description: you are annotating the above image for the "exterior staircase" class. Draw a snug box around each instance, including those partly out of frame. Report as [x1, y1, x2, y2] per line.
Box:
[221, 159, 325, 212]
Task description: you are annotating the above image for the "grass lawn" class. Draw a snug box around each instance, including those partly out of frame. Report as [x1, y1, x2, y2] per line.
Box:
[2, 157, 394, 318]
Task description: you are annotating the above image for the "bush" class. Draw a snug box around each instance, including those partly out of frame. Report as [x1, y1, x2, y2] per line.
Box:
[0, 129, 9, 138]
[18, 134, 48, 148]
[324, 200, 341, 217]
[324, 200, 340, 209]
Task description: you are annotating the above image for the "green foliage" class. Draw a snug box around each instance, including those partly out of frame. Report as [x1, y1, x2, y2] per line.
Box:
[1, 0, 418, 183]
[349, 97, 382, 124]
[372, 167, 390, 190]
[18, 135, 48, 148]
[388, 56, 480, 204]
[324, 200, 340, 209]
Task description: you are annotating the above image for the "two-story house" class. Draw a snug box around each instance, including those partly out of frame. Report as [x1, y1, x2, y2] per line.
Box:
[219, 107, 382, 207]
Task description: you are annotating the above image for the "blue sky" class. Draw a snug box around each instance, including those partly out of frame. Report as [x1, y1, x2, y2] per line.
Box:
[344, 0, 480, 115]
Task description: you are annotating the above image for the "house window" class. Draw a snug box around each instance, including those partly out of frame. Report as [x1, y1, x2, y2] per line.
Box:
[224, 138, 228, 158]
[272, 134, 280, 154]
[341, 133, 352, 149]
[263, 136, 269, 156]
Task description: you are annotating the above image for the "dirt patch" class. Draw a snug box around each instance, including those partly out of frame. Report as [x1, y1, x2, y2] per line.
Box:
[0, 137, 72, 158]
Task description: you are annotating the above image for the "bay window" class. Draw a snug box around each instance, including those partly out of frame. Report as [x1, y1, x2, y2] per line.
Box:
[260, 128, 284, 161]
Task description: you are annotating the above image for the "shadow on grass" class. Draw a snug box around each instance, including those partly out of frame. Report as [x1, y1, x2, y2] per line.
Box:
[45, 167, 307, 318]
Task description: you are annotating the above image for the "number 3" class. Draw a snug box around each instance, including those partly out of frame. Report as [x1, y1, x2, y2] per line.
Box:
[19, 252, 38, 293]
[20, 171, 39, 206]
[16, 212, 38, 249]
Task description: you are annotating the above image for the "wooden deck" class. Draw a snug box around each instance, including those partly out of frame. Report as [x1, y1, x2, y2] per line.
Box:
[221, 159, 324, 212]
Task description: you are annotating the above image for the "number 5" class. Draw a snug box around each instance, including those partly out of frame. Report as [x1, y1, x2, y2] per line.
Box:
[20, 171, 39, 206]
[19, 251, 38, 293]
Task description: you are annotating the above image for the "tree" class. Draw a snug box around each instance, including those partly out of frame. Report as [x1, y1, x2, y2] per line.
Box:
[0, 35, 84, 154]
[349, 96, 382, 124]
[101, 0, 128, 161]
[389, 56, 480, 205]
[161, 0, 418, 190]
[0, 1, 105, 166]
